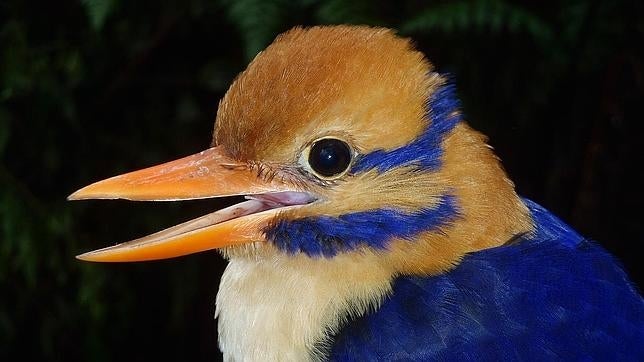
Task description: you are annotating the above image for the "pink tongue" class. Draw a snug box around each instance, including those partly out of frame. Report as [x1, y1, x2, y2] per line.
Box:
[139, 192, 314, 243]
[144, 191, 315, 242]
[117, 200, 270, 246]
[156, 192, 314, 242]
[246, 191, 316, 206]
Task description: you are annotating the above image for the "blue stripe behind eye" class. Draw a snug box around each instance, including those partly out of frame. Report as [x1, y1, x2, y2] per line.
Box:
[264, 194, 459, 257]
[351, 81, 462, 174]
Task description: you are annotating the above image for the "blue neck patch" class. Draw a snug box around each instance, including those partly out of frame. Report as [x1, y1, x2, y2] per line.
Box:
[265, 194, 459, 257]
[351, 81, 462, 174]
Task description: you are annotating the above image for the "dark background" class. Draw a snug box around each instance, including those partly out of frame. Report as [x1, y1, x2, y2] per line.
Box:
[1, 0, 643, 360]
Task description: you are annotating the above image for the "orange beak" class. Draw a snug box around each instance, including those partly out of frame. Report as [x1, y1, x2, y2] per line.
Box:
[69, 146, 313, 262]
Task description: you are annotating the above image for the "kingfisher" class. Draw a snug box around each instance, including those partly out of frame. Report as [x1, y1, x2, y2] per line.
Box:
[69, 26, 644, 360]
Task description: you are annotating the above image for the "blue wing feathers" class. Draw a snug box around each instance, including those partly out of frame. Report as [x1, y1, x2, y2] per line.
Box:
[329, 199, 644, 360]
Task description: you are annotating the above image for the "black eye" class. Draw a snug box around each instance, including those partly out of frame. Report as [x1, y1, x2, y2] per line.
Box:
[308, 138, 352, 178]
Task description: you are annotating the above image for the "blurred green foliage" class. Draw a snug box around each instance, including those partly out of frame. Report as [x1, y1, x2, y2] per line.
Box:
[1, 0, 643, 360]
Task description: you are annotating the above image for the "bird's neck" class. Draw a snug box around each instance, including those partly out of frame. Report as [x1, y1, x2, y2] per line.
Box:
[216, 252, 394, 361]
[382, 122, 534, 276]
[443, 122, 534, 249]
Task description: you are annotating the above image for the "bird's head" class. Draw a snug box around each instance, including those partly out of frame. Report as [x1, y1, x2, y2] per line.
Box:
[70, 26, 532, 276]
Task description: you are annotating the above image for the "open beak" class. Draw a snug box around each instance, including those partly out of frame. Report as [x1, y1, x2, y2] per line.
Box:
[69, 146, 313, 262]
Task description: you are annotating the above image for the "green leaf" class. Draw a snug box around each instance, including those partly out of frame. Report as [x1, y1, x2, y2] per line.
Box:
[400, 0, 553, 46]
[81, 0, 117, 31]
[316, 0, 377, 25]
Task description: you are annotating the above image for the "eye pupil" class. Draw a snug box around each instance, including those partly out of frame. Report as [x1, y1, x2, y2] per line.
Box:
[308, 138, 351, 177]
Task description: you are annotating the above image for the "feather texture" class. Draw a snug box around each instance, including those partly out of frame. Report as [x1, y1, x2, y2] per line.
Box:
[328, 199, 644, 360]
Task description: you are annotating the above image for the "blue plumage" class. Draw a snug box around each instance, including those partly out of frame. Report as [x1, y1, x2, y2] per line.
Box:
[266, 194, 459, 257]
[328, 199, 644, 360]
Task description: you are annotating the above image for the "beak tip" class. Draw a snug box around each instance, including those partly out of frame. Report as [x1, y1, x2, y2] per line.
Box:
[68, 184, 95, 201]
[76, 247, 113, 262]
[76, 253, 90, 261]
[67, 185, 122, 201]
[76, 252, 112, 263]
[67, 191, 82, 201]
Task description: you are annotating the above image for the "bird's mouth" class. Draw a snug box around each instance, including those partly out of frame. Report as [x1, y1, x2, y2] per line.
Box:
[69, 147, 315, 262]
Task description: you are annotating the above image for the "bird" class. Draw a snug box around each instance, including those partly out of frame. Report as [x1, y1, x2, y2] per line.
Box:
[69, 25, 644, 361]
